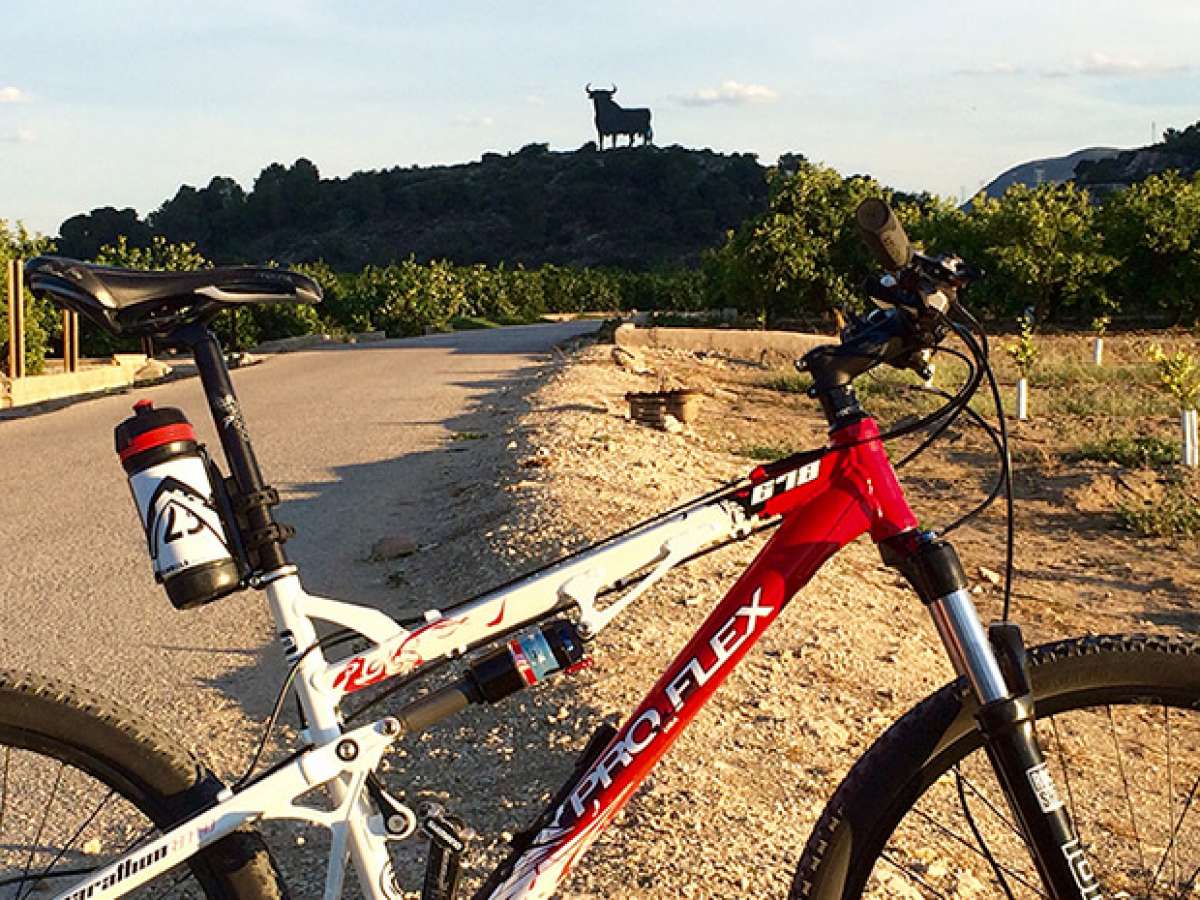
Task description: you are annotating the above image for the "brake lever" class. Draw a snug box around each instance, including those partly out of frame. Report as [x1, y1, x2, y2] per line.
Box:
[863, 274, 922, 312]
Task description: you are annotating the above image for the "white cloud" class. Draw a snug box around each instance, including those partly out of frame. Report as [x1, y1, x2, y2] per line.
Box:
[0, 128, 35, 144]
[954, 62, 1024, 77]
[0, 86, 28, 103]
[453, 114, 495, 128]
[676, 80, 778, 107]
[956, 53, 1190, 80]
[1076, 51, 1188, 77]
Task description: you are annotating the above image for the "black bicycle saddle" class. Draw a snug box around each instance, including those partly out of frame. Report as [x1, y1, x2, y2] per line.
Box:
[24, 256, 322, 338]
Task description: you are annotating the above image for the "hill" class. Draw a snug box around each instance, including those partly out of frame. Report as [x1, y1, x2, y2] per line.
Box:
[56, 144, 770, 271]
[1074, 122, 1200, 193]
[976, 147, 1122, 199]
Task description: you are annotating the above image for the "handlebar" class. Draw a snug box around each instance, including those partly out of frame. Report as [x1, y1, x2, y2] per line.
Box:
[856, 198, 913, 271]
[798, 199, 977, 426]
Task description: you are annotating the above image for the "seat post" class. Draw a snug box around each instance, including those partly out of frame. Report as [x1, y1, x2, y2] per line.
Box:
[176, 322, 290, 573]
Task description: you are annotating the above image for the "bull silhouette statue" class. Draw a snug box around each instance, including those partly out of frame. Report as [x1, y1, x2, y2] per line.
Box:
[585, 83, 653, 149]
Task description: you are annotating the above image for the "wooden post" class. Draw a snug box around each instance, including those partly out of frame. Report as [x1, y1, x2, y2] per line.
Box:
[63, 310, 80, 373]
[6, 258, 25, 379]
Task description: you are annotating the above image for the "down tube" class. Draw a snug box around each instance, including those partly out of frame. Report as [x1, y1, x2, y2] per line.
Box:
[486, 486, 877, 898]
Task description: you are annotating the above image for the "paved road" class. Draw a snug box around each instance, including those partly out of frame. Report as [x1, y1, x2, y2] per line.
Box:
[0, 321, 595, 772]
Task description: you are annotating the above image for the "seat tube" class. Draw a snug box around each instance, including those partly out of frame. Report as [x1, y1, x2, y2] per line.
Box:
[883, 533, 1096, 900]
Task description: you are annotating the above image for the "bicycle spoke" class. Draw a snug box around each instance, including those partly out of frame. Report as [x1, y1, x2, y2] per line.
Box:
[1047, 714, 1109, 892]
[958, 770, 1022, 841]
[17, 760, 65, 900]
[1149, 771, 1200, 897]
[1049, 716, 1081, 838]
[1106, 704, 1152, 897]
[1166, 705, 1179, 892]
[879, 849, 956, 900]
[0, 747, 7, 848]
[1175, 862, 1200, 900]
[28, 788, 115, 895]
[905, 803, 1050, 897]
[955, 767, 1017, 900]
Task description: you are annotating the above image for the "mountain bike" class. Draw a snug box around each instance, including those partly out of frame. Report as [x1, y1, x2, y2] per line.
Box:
[8, 201, 1198, 899]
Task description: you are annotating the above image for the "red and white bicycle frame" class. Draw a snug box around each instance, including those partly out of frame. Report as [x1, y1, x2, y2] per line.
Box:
[56, 415, 1001, 900]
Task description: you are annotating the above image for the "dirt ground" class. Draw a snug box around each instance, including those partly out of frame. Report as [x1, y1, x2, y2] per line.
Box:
[305, 327, 1197, 899]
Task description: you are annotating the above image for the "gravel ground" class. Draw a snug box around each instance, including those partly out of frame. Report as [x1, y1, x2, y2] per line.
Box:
[352, 338, 1196, 899]
[380, 343, 957, 899]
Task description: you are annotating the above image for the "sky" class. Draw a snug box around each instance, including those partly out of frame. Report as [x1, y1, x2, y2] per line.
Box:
[1, 0, 1198, 236]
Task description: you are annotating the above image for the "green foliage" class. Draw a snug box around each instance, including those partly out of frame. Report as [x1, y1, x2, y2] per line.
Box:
[736, 444, 798, 461]
[1118, 481, 1200, 537]
[59, 148, 769, 273]
[978, 183, 1116, 319]
[96, 234, 208, 271]
[707, 160, 884, 326]
[0, 220, 56, 376]
[1076, 119, 1200, 189]
[87, 235, 212, 355]
[1077, 435, 1178, 468]
[1005, 318, 1039, 377]
[1091, 313, 1110, 336]
[1098, 171, 1200, 321]
[760, 373, 812, 394]
[1149, 344, 1200, 410]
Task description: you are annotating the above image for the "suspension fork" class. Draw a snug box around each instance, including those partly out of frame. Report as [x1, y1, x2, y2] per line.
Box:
[881, 532, 1100, 900]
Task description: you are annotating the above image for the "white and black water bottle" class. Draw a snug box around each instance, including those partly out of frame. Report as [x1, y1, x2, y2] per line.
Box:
[115, 400, 241, 609]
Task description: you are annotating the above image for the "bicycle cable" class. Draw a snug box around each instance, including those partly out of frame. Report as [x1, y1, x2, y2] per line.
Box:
[233, 627, 358, 790]
[953, 305, 1017, 621]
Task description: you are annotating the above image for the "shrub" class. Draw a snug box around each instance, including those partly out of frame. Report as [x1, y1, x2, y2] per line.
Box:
[1076, 435, 1178, 468]
[1118, 481, 1200, 537]
[737, 445, 797, 461]
[761, 373, 812, 394]
[0, 220, 55, 376]
[1005, 318, 1039, 378]
[1149, 344, 1200, 410]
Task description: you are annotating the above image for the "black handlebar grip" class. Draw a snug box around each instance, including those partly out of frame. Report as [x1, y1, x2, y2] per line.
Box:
[856, 199, 912, 271]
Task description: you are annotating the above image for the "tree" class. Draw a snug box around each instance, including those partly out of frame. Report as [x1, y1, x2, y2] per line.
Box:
[1100, 171, 1200, 321]
[978, 183, 1116, 320]
[57, 207, 151, 260]
[95, 234, 208, 271]
[0, 220, 56, 375]
[708, 161, 885, 326]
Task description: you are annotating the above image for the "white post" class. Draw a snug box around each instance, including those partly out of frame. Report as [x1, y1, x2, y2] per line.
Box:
[1185, 408, 1199, 468]
[1092, 336, 1103, 366]
[1016, 377, 1029, 421]
[1191, 409, 1199, 467]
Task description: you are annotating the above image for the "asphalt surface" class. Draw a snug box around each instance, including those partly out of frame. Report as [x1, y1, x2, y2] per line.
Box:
[0, 321, 596, 774]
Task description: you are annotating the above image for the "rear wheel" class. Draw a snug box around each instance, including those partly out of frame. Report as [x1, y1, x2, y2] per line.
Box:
[0, 669, 287, 898]
[792, 634, 1200, 899]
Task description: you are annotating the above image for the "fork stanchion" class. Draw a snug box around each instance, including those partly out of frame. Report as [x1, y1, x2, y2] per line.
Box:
[6, 258, 25, 379]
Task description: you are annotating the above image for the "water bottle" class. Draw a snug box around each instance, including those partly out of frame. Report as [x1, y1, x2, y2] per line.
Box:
[115, 400, 242, 609]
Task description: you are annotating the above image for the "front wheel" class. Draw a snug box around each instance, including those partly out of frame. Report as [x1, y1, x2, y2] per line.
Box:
[0, 669, 287, 899]
[792, 634, 1200, 899]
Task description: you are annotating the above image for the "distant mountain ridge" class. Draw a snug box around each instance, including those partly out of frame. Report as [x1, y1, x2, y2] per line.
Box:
[976, 121, 1200, 201]
[976, 147, 1122, 199]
